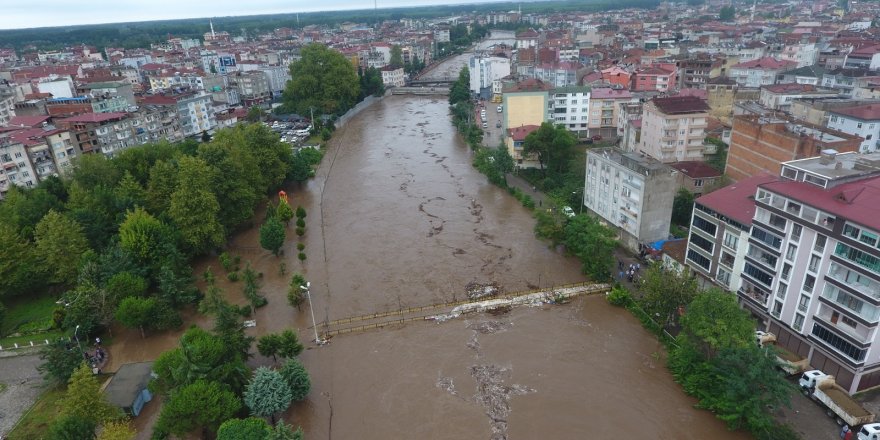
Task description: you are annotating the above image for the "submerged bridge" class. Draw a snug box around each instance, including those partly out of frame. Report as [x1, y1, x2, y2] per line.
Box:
[391, 86, 450, 96]
[312, 282, 611, 341]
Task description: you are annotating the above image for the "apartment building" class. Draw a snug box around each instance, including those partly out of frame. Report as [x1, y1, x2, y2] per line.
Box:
[231, 71, 271, 105]
[588, 88, 637, 140]
[685, 174, 777, 292]
[638, 96, 710, 163]
[140, 91, 216, 137]
[506, 124, 541, 169]
[0, 137, 40, 197]
[726, 115, 862, 182]
[728, 57, 796, 88]
[501, 78, 551, 132]
[380, 66, 405, 88]
[584, 148, 676, 251]
[549, 86, 590, 134]
[758, 84, 839, 112]
[827, 104, 880, 153]
[468, 55, 511, 98]
[631, 64, 677, 93]
[821, 69, 880, 97]
[737, 151, 880, 394]
[57, 110, 181, 157]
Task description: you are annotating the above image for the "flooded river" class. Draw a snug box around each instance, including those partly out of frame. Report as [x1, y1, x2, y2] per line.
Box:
[110, 95, 749, 439]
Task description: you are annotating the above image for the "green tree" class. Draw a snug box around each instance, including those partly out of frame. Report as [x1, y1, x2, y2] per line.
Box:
[104, 272, 148, 301]
[218, 418, 272, 440]
[276, 201, 295, 224]
[277, 329, 304, 359]
[0, 186, 62, 238]
[389, 44, 404, 68]
[246, 106, 266, 122]
[522, 122, 576, 177]
[638, 265, 701, 328]
[38, 340, 84, 385]
[0, 223, 45, 297]
[115, 297, 158, 338]
[114, 172, 147, 213]
[34, 210, 91, 284]
[151, 326, 249, 395]
[257, 333, 283, 362]
[719, 5, 736, 20]
[448, 67, 470, 105]
[284, 43, 361, 115]
[49, 415, 96, 440]
[681, 288, 756, 353]
[153, 380, 241, 439]
[260, 217, 286, 256]
[562, 215, 617, 281]
[287, 274, 306, 311]
[279, 358, 311, 401]
[244, 367, 293, 424]
[269, 423, 304, 440]
[168, 156, 225, 254]
[145, 159, 178, 215]
[359, 67, 385, 98]
[60, 364, 121, 424]
[672, 188, 695, 227]
[97, 420, 136, 440]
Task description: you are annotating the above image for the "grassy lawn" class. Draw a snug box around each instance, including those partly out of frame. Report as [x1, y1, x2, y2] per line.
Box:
[2, 294, 58, 337]
[6, 386, 65, 440]
[0, 331, 65, 350]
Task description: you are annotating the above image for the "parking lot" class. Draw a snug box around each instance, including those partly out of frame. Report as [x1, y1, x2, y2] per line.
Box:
[267, 120, 313, 146]
[474, 101, 505, 147]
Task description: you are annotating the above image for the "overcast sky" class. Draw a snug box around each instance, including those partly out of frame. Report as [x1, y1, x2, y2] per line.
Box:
[2, 0, 503, 30]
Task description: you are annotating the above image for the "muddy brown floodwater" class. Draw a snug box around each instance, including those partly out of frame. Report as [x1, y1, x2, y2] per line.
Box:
[108, 95, 751, 439]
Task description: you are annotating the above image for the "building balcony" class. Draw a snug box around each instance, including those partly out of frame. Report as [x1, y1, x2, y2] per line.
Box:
[819, 284, 880, 324]
[813, 308, 873, 346]
[826, 262, 880, 302]
[738, 283, 770, 308]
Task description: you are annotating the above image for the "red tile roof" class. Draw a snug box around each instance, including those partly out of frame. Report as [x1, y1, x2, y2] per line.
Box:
[732, 56, 797, 70]
[7, 115, 50, 128]
[58, 112, 127, 124]
[831, 104, 880, 121]
[760, 176, 880, 229]
[670, 161, 722, 179]
[762, 83, 817, 93]
[508, 125, 540, 141]
[592, 88, 632, 99]
[695, 174, 778, 225]
[651, 96, 710, 114]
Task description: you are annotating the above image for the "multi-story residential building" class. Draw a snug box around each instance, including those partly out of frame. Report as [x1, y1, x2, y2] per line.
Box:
[231, 71, 271, 105]
[584, 147, 676, 252]
[631, 63, 678, 93]
[0, 137, 39, 196]
[778, 65, 826, 86]
[549, 86, 590, 134]
[844, 44, 880, 70]
[506, 124, 540, 169]
[0, 94, 15, 126]
[827, 104, 880, 153]
[257, 66, 292, 95]
[821, 69, 880, 97]
[149, 71, 206, 91]
[600, 66, 631, 89]
[685, 174, 776, 292]
[530, 62, 581, 88]
[588, 88, 637, 140]
[140, 91, 216, 137]
[468, 55, 511, 98]
[737, 151, 880, 394]
[638, 96, 710, 163]
[776, 41, 819, 68]
[36, 76, 75, 98]
[669, 161, 722, 197]
[790, 98, 880, 127]
[433, 28, 450, 43]
[726, 115, 862, 182]
[758, 84, 839, 112]
[380, 66, 405, 88]
[56, 109, 181, 157]
[677, 56, 716, 90]
[728, 57, 797, 88]
[501, 78, 551, 132]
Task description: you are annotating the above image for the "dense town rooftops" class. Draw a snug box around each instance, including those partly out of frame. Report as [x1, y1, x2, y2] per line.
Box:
[731, 56, 797, 70]
[58, 112, 128, 124]
[695, 174, 777, 226]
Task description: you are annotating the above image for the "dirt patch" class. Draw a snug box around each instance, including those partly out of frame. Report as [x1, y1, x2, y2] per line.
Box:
[466, 282, 502, 300]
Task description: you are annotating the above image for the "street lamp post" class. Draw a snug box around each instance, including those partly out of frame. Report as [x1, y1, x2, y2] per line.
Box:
[300, 282, 323, 345]
[572, 190, 584, 214]
[73, 325, 85, 360]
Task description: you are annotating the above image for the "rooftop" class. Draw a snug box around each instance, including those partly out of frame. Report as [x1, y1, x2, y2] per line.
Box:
[696, 174, 778, 226]
[508, 124, 540, 141]
[589, 147, 671, 176]
[104, 362, 154, 408]
[504, 78, 552, 93]
[651, 95, 710, 114]
[592, 88, 633, 99]
[761, 173, 880, 230]
[784, 151, 880, 181]
[58, 112, 128, 124]
[7, 115, 50, 128]
[830, 104, 880, 121]
[670, 161, 722, 179]
[732, 56, 797, 70]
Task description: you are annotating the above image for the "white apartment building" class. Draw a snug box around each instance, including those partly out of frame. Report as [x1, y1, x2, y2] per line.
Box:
[584, 148, 677, 251]
[827, 104, 880, 153]
[468, 55, 512, 97]
[258, 66, 292, 94]
[549, 86, 591, 134]
[380, 67, 405, 88]
[0, 139, 39, 198]
[735, 151, 880, 394]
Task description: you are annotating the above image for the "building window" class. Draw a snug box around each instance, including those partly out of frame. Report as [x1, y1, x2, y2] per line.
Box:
[694, 179, 703, 187]
[815, 234, 827, 252]
[687, 249, 711, 270]
[743, 262, 773, 287]
[786, 244, 797, 261]
[692, 215, 718, 237]
[777, 282, 788, 299]
[716, 268, 731, 286]
[791, 224, 802, 241]
[809, 255, 820, 273]
[803, 274, 816, 293]
[834, 242, 880, 274]
[720, 251, 735, 268]
[723, 232, 739, 250]
[793, 314, 805, 331]
[842, 315, 858, 329]
[690, 233, 714, 253]
[781, 263, 792, 281]
[812, 323, 866, 361]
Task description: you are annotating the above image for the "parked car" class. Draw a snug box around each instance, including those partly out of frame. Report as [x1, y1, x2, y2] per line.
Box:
[592, 135, 603, 141]
[482, 122, 488, 129]
[562, 206, 575, 218]
[497, 105, 503, 112]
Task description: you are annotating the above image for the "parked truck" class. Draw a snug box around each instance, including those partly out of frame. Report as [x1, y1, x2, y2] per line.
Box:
[755, 331, 810, 375]
[799, 370, 877, 430]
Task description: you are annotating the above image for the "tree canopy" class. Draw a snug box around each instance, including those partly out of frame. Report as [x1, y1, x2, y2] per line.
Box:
[243, 367, 293, 421]
[523, 122, 577, 176]
[153, 380, 241, 439]
[284, 43, 361, 116]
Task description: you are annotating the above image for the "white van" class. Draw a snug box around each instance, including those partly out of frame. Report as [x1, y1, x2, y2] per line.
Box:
[497, 105, 503, 113]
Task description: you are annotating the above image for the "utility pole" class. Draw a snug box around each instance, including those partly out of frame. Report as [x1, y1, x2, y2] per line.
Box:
[301, 282, 324, 345]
